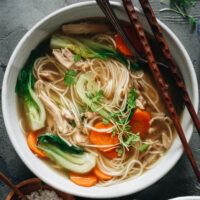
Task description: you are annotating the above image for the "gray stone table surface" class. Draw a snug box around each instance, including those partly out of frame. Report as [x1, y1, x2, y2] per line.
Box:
[0, 0, 200, 199]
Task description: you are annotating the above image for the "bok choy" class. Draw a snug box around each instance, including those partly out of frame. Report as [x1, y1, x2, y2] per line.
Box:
[37, 133, 96, 173]
[15, 41, 48, 130]
[50, 34, 128, 66]
[76, 73, 111, 120]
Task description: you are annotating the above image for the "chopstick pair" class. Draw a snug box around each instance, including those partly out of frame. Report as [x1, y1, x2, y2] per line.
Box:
[96, 0, 200, 182]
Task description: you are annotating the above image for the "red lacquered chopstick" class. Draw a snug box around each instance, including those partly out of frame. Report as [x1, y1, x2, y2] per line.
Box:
[138, 0, 200, 135]
[96, 0, 200, 182]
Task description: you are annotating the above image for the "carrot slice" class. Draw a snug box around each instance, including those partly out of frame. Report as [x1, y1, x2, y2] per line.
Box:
[129, 108, 151, 137]
[27, 131, 46, 158]
[93, 167, 112, 181]
[115, 28, 143, 56]
[90, 122, 119, 151]
[69, 172, 98, 187]
[103, 149, 119, 159]
[115, 34, 132, 56]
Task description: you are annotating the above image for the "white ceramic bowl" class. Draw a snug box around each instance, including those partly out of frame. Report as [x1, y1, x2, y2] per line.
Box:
[2, 1, 199, 199]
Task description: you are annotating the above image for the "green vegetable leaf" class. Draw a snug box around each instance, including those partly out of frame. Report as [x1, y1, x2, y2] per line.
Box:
[38, 143, 96, 174]
[64, 69, 78, 86]
[180, 0, 189, 8]
[111, 127, 117, 138]
[15, 40, 48, 131]
[40, 181, 46, 189]
[76, 74, 111, 120]
[74, 54, 82, 63]
[92, 90, 104, 103]
[139, 144, 149, 152]
[116, 148, 123, 156]
[189, 17, 196, 26]
[102, 119, 109, 125]
[127, 89, 138, 110]
[70, 120, 76, 128]
[123, 134, 140, 147]
[37, 133, 84, 155]
[190, 0, 196, 6]
[50, 35, 129, 66]
[86, 90, 104, 104]
[95, 49, 128, 66]
[130, 62, 141, 71]
[86, 91, 93, 99]
[16, 40, 49, 96]
[110, 110, 117, 118]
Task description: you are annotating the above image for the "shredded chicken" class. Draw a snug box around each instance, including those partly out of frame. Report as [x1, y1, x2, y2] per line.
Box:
[40, 72, 57, 82]
[62, 22, 112, 35]
[61, 108, 74, 121]
[84, 112, 97, 119]
[72, 130, 89, 146]
[162, 132, 171, 149]
[148, 127, 157, 135]
[35, 80, 69, 134]
[136, 95, 146, 110]
[52, 48, 75, 70]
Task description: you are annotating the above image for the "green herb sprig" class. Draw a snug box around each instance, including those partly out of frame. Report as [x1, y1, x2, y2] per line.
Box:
[160, 0, 197, 26]
[108, 89, 140, 150]
[74, 54, 82, 63]
[64, 69, 78, 86]
[86, 90, 104, 104]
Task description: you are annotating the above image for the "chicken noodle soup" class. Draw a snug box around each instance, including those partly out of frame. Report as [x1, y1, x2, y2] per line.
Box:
[16, 21, 182, 187]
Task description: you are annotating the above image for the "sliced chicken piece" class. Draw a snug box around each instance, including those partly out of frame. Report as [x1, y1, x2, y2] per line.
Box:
[62, 22, 112, 35]
[136, 99, 144, 110]
[136, 95, 146, 110]
[35, 80, 68, 134]
[84, 112, 97, 119]
[40, 72, 57, 82]
[136, 97, 144, 109]
[52, 48, 75, 70]
[148, 127, 157, 135]
[72, 130, 89, 146]
[61, 108, 74, 121]
[162, 132, 171, 149]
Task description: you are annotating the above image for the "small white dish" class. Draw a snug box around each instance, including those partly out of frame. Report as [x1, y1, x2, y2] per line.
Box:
[2, 1, 199, 199]
[170, 196, 200, 200]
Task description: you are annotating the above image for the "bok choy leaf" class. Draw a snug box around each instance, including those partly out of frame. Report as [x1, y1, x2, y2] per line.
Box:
[50, 34, 128, 66]
[37, 133, 96, 173]
[15, 41, 48, 130]
[37, 133, 84, 155]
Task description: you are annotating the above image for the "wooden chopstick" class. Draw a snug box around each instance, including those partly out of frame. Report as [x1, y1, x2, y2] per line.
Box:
[0, 172, 28, 200]
[122, 0, 200, 182]
[138, 0, 200, 135]
[96, 0, 200, 182]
